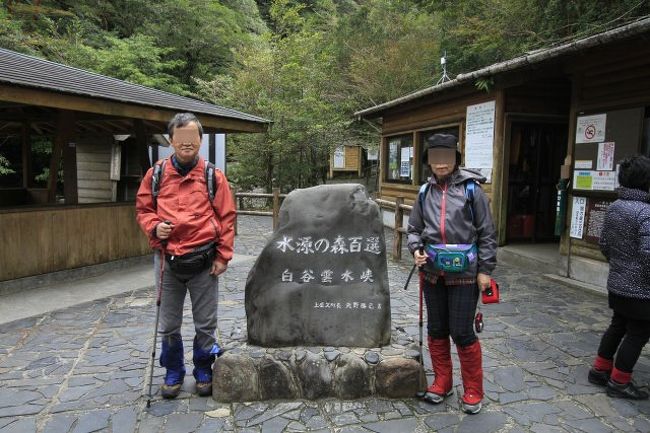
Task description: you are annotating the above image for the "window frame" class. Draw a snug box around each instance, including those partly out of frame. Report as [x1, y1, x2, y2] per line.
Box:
[383, 133, 415, 184]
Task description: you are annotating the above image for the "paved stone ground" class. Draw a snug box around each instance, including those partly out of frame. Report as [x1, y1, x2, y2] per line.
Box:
[0, 215, 649, 433]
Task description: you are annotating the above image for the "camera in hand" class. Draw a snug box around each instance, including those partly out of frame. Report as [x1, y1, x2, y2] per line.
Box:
[481, 279, 500, 304]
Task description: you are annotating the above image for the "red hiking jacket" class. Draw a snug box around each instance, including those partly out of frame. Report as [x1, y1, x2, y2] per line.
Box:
[135, 157, 236, 264]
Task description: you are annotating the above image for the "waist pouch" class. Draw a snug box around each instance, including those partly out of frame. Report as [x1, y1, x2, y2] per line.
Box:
[167, 242, 216, 274]
[425, 243, 477, 273]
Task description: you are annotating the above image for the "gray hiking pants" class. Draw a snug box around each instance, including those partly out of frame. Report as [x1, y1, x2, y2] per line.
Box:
[153, 252, 218, 351]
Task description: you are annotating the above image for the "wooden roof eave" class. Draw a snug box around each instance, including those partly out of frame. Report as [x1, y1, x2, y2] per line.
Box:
[0, 83, 269, 134]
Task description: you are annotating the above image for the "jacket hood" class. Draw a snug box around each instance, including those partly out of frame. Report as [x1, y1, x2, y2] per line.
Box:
[429, 168, 486, 186]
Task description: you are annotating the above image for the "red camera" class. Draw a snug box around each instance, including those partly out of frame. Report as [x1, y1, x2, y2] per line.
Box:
[482, 279, 500, 304]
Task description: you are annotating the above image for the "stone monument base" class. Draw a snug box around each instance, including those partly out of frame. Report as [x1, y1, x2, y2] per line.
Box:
[212, 338, 426, 402]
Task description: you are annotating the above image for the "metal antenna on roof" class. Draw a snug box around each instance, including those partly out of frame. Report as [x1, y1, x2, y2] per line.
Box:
[437, 51, 451, 85]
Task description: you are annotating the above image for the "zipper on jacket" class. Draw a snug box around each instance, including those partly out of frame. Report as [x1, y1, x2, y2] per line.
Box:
[439, 183, 448, 244]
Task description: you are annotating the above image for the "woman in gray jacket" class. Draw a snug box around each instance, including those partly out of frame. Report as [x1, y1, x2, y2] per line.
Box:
[407, 133, 497, 414]
[588, 155, 650, 400]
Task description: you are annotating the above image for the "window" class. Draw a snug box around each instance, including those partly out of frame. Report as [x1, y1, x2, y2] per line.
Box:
[385, 134, 413, 183]
[419, 126, 460, 183]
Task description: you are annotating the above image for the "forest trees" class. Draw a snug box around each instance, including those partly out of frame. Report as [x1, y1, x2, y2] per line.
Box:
[1, 0, 649, 191]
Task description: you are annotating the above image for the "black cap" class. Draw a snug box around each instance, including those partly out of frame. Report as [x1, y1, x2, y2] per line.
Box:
[421, 133, 459, 164]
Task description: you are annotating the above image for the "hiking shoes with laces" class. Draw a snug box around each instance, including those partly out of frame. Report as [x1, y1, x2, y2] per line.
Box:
[588, 368, 609, 386]
[606, 380, 649, 400]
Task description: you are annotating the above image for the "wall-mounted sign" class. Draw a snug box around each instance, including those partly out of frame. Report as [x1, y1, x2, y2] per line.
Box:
[597, 142, 615, 171]
[400, 147, 411, 177]
[465, 101, 495, 169]
[333, 146, 345, 169]
[570, 196, 587, 239]
[575, 160, 593, 169]
[367, 148, 378, 161]
[575, 114, 606, 143]
[584, 199, 613, 245]
[573, 170, 617, 191]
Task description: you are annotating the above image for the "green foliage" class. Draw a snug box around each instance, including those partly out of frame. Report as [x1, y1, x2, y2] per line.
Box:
[3, 0, 649, 191]
[475, 78, 494, 93]
[0, 7, 35, 54]
[0, 154, 14, 176]
[0, 1, 266, 93]
[68, 34, 188, 94]
[414, 0, 650, 73]
[334, 0, 441, 106]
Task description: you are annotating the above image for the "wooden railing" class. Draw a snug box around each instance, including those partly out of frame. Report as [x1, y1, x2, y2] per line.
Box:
[375, 197, 412, 261]
[233, 188, 287, 233]
[233, 190, 410, 261]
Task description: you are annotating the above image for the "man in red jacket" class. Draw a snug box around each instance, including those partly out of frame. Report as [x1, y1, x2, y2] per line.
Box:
[136, 113, 235, 399]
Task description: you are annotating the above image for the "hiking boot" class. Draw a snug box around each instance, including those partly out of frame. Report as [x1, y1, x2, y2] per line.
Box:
[588, 368, 609, 386]
[460, 399, 482, 414]
[159, 334, 185, 400]
[606, 379, 649, 400]
[457, 340, 484, 414]
[193, 337, 217, 397]
[161, 382, 183, 399]
[423, 389, 453, 404]
[421, 337, 453, 405]
[194, 369, 213, 397]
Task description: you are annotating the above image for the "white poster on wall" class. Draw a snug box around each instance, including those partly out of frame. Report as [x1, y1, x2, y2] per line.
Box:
[333, 146, 345, 169]
[575, 114, 606, 143]
[400, 147, 411, 177]
[591, 170, 617, 191]
[465, 101, 495, 173]
[597, 141, 615, 171]
[570, 196, 587, 239]
[110, 142, 121, 181]
[367, 148, 378, 161]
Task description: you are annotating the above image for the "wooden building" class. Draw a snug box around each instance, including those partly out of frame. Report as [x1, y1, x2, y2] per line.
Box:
[0, 47, 269, 282]
[355, 17, 650, 288]
[329, 144, 364, 178]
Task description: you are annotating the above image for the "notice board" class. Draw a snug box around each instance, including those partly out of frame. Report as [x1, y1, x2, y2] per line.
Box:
[573, 107, 644, 193]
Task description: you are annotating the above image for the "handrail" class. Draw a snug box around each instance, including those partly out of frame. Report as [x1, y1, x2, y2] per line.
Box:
[232, 188, 287, 232]
[373, 196, 411, 260]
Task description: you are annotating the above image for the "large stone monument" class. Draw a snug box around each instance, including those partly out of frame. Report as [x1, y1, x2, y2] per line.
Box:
[245, 184, 391, 347]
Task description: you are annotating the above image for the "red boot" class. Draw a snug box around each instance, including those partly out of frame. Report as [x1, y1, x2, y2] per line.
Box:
[423, 337, 453, 404]
[457, 340, 483, 414]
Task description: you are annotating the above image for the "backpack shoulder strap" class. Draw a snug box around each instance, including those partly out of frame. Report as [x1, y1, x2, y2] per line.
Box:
[204, 161, 216, 202]
[151, 159, 167, 210]
[465, 179, 476, 201]
[464, 180, 476, 223]
[418, 183, 430, 209]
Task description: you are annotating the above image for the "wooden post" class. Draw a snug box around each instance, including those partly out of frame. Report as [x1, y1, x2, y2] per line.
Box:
[272, 187, 280, 231]
[209, 133, 216, 165]
[232, 187, 238, 236]
[393, 196, 404, 261]
[48, 110, 75, 203]
[134, 119, 150, 176]
[151, 139, 159, 164]
[491, 89, 506, 245]
[21, 122, 31, 188]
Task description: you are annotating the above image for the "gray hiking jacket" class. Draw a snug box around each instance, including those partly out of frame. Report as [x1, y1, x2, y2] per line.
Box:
[407, 169, 497, 281]
[599, 187, 650, 300]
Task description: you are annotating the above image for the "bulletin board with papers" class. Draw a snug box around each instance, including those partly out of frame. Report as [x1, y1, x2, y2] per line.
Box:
[572, 107, 644, 193]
